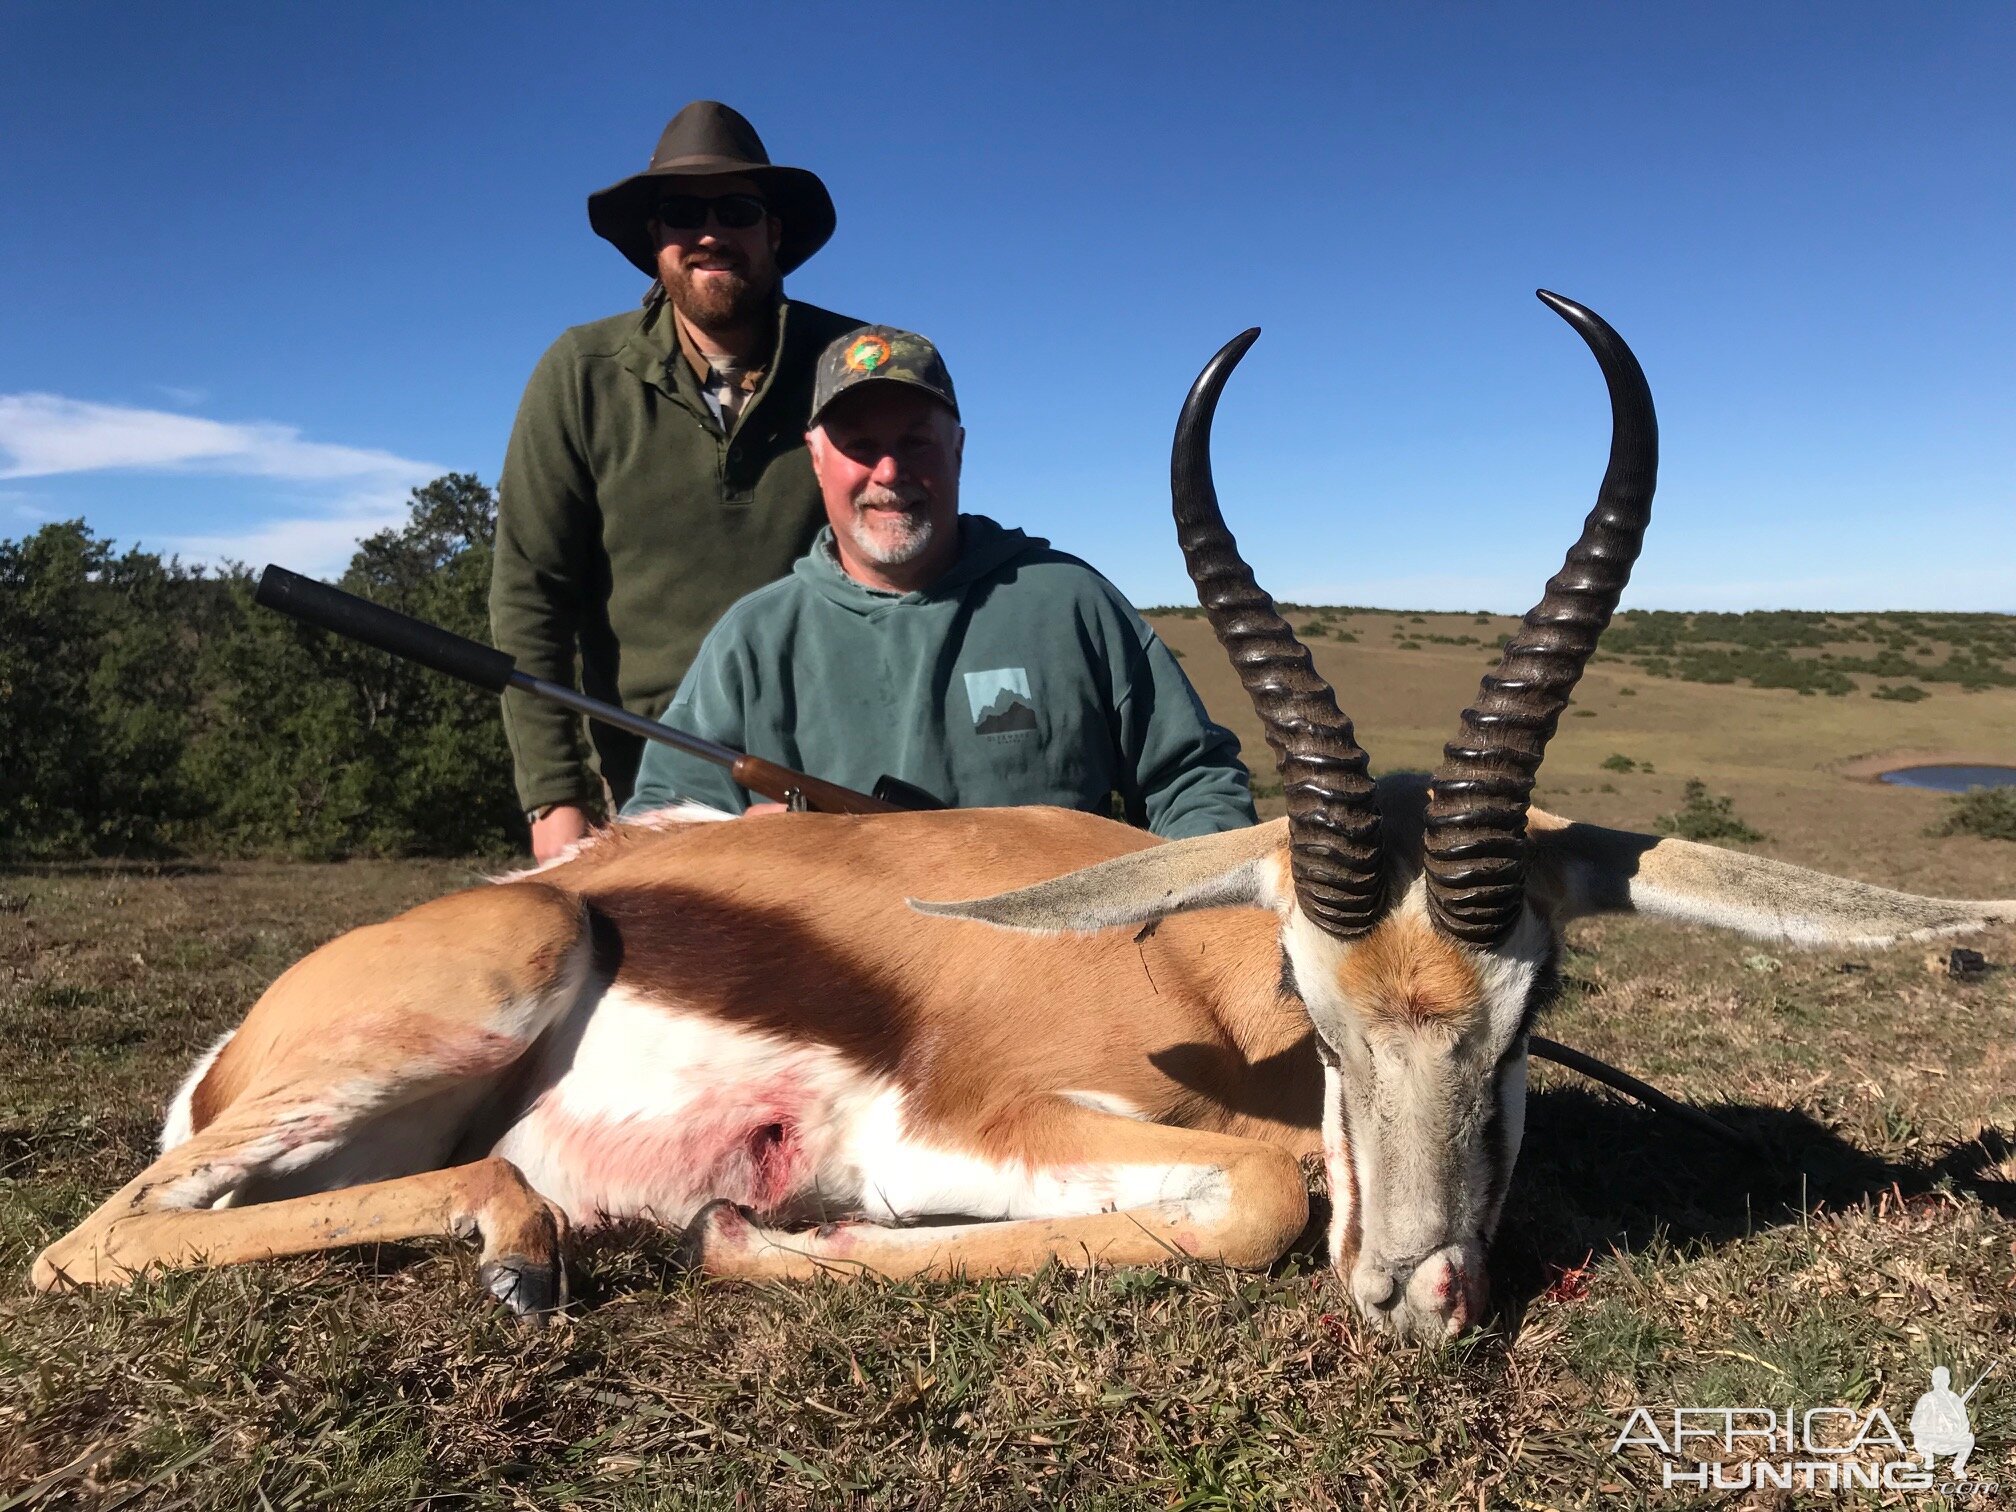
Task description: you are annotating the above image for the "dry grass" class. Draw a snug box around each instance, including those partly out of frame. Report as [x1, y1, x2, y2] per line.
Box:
[3, 613, 2014, 1507]
[1155, 607, 2016, 894]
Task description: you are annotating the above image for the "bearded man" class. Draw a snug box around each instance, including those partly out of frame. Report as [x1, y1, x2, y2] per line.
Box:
[624, 328, 1256, 839]
[491, 101, 866, 860]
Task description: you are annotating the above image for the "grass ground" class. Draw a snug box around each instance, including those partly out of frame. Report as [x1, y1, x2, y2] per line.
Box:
[3, 609, 2014, 1508]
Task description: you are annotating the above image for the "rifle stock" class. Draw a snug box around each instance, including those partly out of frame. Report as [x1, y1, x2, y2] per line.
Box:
[731, 755, 902, 815]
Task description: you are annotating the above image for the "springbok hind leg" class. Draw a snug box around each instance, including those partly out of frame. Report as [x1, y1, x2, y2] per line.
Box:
[31, 1153, 570, 1316]
[30, 879, 595, 1315]
[684, 1100, 1309, 1282]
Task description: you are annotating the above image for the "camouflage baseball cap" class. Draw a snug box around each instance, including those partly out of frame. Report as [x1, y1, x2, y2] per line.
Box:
[811, 326, 960, 425]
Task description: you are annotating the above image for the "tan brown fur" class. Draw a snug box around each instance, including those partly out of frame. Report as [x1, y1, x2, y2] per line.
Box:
[1334, 912, 1485, 1028]
[688, 1104, 1309, 1280]
[190, 884, 587, 1134]
[538, 810, 1314, 1152]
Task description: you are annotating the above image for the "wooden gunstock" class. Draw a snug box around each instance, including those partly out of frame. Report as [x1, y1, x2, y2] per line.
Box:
[729, 754, 905, 815]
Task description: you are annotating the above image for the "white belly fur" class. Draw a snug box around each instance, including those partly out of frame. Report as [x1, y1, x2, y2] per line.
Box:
[492, 985, 888, 1229]
[490, 986, 1226, 1236]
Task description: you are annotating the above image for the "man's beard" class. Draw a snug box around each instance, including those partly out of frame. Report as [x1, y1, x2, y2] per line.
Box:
[664, 255, 774, 330]
[845, 487, 936, 567]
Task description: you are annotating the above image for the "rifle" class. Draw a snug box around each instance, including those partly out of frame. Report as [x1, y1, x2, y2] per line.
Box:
[253, 565, 942, 817]
[1959, 1359, 2001, 1405]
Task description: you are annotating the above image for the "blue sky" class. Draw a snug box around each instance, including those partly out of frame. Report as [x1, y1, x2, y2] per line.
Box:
[2, 3, 2010, 611]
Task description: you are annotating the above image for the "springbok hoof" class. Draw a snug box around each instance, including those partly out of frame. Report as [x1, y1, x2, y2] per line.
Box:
[676, 1198, 756, 1272]
[478, 1252, 568, 1322]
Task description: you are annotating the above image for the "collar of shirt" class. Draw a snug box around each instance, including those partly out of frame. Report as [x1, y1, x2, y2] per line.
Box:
[672, 303, 772, 397]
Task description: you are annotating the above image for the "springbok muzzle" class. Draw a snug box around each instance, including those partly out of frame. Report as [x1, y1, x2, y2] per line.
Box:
[1350, 1240, 1489, 1341]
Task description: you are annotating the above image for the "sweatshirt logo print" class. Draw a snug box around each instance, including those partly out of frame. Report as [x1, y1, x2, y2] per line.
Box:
[964, 668, 1037, 738]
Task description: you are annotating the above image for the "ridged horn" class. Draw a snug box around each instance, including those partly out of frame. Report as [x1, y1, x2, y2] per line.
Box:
[1424, 291, 1659, 945]
[1172, 329, 1383, 937]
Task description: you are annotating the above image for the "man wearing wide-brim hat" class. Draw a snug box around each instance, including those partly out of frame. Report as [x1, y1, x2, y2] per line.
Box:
[490, 100, 866, 860]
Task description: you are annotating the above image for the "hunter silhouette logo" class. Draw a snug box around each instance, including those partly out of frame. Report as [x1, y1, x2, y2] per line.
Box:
[1611, 1357, 2002, 1493]
[1912, 1362, 1996, 1480]
[964, 668, 1036, 739]
[845, 335, 892, 373]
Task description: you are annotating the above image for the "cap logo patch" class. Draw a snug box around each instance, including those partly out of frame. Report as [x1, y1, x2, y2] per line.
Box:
[845, 335, 893, 374]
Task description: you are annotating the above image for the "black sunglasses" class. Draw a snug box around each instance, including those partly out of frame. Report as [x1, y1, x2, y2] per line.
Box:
[651, 193, 770, 232]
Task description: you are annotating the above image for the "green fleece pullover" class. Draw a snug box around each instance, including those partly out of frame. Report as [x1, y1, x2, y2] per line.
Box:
[624, 515, 1255, 838]
[490, 293, 865, 812]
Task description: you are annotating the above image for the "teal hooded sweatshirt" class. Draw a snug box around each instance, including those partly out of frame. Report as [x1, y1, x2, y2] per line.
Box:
[624, 514, 1254, 838]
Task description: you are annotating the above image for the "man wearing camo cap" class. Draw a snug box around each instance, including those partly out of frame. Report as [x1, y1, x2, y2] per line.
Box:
[624, 326, 1256, 837]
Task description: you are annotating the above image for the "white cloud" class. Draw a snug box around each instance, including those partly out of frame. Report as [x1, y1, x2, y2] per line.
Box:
[0, 392, 446, 577]
[0, 394, 436, 483]
[167, 489, 421, 576]
[157, 385, 209, 408]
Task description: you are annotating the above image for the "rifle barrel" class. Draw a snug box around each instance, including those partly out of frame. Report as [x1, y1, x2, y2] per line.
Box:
[507, 670, 742, 768]
[253, 563, 910, 813]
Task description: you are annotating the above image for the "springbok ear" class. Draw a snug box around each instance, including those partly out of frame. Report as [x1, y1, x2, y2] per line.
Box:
[1527, 815, 2016, 947]
[910, 819, 1290, 935]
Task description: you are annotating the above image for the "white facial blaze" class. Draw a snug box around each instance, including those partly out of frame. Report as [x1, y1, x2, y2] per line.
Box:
[1291, 887, 1552, 1334]
[1320, 1056, 1355, 1266]
[1487, 1050, 1528, 1232]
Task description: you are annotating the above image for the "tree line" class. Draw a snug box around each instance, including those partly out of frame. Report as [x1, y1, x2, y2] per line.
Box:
[0, 475, 525, 861]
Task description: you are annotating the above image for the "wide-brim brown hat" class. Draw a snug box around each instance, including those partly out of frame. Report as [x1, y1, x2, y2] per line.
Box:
[587, 100, 836, 278]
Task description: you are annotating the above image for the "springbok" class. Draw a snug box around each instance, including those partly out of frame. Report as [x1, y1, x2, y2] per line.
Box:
[32, 293, 2014, 1342]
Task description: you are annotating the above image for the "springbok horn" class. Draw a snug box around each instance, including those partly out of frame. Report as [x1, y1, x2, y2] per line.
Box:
[1424, 291, 1659, 945]
[1172, 329, 1383, 937]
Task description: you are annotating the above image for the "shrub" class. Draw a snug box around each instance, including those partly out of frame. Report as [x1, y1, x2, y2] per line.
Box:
[1601, 754, 1638, 773]
[1933, 787, 2016, 842]
[0, 474, 521, 861]
[1656, 780, 1767, 844]
[1872, 684, 1930, 702]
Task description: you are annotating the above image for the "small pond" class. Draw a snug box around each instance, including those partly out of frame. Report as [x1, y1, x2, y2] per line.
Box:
[1879, 764, 2016, 793]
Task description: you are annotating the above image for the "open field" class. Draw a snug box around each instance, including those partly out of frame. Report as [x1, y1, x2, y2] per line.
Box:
[1155, 606, 2016, 893]
[3, 609, 2014, 1508]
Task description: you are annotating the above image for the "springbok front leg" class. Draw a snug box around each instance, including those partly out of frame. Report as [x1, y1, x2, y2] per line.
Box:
[684, 1099, 1309, 1282]
[32, 1155, 569, 1314]
[32, 880, 595, 1315]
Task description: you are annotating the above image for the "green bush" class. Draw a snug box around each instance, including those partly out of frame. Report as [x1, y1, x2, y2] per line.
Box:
[0, 527, 223, 856]
[1871, 684, 1930, 702]
[0, 475, 521, 861]
[1656, 780, 1767, 844]
[1601, 754, 1638, 772]
[1596, 609, 2014, 696]
[1933, 787, 2016, 842]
